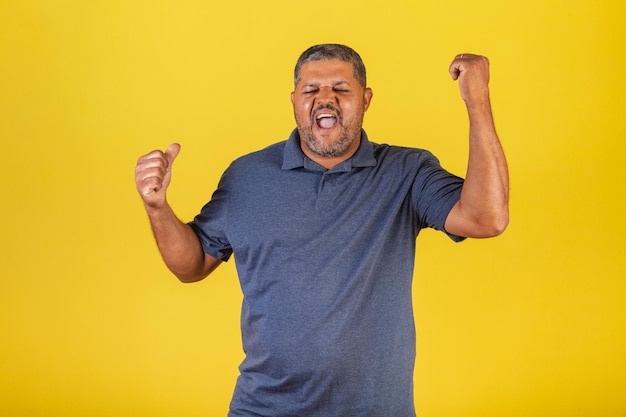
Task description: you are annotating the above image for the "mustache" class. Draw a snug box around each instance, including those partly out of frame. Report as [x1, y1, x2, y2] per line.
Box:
[311, 104, 342, 123]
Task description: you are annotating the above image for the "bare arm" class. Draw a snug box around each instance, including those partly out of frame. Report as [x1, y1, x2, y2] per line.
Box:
[135, 144, 222, 282]
[444, 54, 509, 238]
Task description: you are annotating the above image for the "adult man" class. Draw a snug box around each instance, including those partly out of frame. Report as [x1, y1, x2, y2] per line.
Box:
[135, 44, 508, 416]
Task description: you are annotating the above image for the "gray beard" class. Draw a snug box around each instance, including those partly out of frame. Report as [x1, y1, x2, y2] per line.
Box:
[298, 115, 363, 159]
[301, 129, 354, 158]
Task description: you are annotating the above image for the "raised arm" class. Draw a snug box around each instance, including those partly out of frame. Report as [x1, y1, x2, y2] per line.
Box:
[135, 143, 222, 282]
[444, 54, 509, 238]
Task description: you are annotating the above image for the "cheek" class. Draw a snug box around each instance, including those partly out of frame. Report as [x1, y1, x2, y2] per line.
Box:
[340, 102, 359, 119]
[294, 101, 313, 122]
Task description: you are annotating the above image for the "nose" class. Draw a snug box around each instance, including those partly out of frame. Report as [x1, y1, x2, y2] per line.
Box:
[316, 86, 336, 106]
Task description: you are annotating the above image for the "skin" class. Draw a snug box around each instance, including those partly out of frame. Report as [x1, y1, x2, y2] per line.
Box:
[135, 143, 221, 282]
[134, 53, 508, 282]
[444, 54, 509, 238]
[290, 59, 373, 169]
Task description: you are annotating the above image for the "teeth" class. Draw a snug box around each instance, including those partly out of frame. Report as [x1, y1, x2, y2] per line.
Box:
[316, 113, 335, 119]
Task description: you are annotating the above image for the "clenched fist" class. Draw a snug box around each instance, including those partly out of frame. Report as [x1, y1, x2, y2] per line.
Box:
[449, 53, 491, 106]
[135, 143, 180, 210]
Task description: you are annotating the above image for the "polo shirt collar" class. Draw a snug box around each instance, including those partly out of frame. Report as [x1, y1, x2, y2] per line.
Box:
[282, 128, 377, 172]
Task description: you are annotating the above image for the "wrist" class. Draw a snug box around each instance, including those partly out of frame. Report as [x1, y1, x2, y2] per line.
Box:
[144, 200, 172, 219]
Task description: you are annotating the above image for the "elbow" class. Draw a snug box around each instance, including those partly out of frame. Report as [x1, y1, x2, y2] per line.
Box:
[175, 273, 206, 284]
[171, 255, 221, 283]
[170, 265, 209, 283]
[479, 211, 509, 238]
[446, 201, 509, 239]
[487, 216, 509, 237]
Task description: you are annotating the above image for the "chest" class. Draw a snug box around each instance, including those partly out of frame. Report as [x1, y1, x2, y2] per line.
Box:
[226, 167, 413, 250]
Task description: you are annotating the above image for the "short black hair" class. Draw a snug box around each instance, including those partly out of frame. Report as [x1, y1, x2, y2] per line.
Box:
[294, 44, 367, 88]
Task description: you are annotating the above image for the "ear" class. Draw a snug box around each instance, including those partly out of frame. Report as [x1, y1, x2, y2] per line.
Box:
[290, 91, 295, 106]
[363, 87, 373, 111]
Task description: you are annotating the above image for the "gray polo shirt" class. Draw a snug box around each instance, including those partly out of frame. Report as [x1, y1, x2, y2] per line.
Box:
[190, 129, 464, 417]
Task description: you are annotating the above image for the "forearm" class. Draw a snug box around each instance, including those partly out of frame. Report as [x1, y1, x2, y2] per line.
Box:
[145, 203, 209, 282]
[444, 54, 509, 238]
[459, 97, 509, 235]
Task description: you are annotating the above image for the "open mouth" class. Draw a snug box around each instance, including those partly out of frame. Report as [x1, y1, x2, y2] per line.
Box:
[315, 112, 338, 129]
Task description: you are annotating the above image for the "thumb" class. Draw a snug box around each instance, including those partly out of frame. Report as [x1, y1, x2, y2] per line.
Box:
[165, 143, 181, 168]
[449, 61, 462, 81]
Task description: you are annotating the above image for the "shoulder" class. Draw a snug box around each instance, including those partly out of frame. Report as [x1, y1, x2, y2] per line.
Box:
[371, 142, 441, 169]
[226, 141, 287, 173]
[233, 141, 286, 164]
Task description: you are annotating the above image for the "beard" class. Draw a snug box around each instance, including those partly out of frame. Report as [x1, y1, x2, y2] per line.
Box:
[300, 127, 355, 158]
[297, 105, 363, 159]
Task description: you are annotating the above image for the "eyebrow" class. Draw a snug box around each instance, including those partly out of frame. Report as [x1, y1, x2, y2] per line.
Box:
[304, 80, 351, 88]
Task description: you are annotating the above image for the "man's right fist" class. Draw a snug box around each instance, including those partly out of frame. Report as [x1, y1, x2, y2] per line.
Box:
[135, 143, 181, 209]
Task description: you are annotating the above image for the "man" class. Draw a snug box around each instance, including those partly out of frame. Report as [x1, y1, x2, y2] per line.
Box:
[135, 44, 508, 417]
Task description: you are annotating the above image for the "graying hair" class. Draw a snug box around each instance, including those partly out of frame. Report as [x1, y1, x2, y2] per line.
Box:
[294, 44, 367, 88]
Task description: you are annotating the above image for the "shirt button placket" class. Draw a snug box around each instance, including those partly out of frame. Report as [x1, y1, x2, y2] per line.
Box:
[318, 173, 333, 203]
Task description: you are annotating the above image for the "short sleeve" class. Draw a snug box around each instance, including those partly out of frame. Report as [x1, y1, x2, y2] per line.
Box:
[411, 151, 466, 242]
[187, 168, 233, 262]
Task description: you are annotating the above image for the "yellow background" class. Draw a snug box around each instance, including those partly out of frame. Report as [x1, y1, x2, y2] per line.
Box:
[1, 0, 625, 416]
